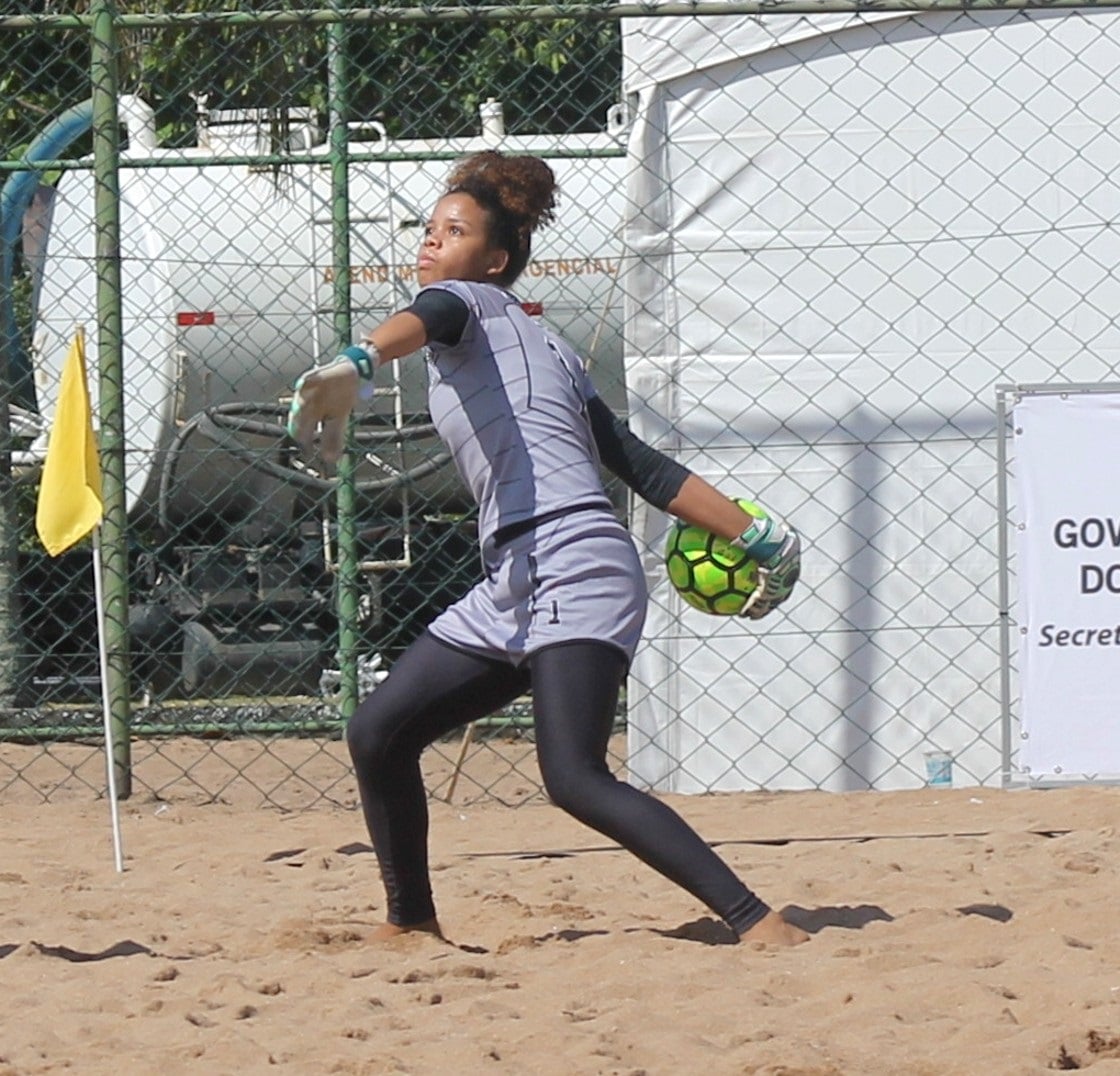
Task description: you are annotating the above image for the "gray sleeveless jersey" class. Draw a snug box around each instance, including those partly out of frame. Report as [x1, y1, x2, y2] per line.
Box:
[421, 280, 613, 551]
[420, 280, 646, 663]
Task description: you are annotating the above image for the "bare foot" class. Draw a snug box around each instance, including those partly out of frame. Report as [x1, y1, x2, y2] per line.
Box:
[739, 910, 810, 948]
[370, 917, 444, 942]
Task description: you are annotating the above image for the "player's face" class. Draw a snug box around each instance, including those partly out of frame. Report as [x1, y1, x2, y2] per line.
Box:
[417, 193, 509, 286]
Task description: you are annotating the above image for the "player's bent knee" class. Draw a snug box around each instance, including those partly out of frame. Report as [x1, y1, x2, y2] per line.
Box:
[345, 708, 392, 771]
[540, 764, 613, 823]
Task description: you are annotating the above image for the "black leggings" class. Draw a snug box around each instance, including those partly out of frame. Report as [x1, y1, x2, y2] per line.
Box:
[346, 630, 770, 936]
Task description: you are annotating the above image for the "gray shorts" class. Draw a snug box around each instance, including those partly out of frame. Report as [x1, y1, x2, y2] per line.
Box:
[429, 508, 647, 666]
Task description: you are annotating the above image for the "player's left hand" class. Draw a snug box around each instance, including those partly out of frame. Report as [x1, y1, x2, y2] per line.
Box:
[286, 359, 360, 464]
[736, 515, 801, 620]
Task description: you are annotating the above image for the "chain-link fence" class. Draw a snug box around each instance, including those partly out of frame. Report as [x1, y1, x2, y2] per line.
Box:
[1, 2, 1116, 806]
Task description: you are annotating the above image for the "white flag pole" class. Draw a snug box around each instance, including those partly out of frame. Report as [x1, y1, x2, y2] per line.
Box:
[91, 526, 124, 873]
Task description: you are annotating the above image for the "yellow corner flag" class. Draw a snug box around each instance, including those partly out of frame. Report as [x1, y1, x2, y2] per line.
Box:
[35, 329, 104, 556]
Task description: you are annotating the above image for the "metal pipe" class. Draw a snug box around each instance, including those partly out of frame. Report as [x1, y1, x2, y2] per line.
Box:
[8, 0, 1116, 34]
[0, 147, 626, 175]
[0, 711, 613, 742]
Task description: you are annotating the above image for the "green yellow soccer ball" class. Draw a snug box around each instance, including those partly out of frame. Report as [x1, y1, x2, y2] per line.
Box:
[664, 499, 765, 616]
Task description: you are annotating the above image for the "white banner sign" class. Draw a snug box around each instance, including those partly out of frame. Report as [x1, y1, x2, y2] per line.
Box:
[1015, 392, 1120, 777]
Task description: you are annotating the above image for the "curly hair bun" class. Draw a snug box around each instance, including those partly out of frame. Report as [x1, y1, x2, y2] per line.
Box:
[446, 151, 558, 235]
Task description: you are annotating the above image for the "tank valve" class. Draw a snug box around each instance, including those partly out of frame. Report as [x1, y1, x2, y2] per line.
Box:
[479, 98, 505, 144]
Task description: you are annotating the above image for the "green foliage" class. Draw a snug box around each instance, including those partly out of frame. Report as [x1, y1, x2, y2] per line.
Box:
[349, 10, 620, 138]
[0, 3, 621, 158]
[0, 25, 89, 157]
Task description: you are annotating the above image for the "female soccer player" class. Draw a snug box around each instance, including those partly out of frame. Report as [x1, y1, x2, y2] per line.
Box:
[287, 151, 806, 947]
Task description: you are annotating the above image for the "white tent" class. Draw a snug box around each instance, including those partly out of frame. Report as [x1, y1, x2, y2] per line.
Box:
[621, 10, 1120, 791]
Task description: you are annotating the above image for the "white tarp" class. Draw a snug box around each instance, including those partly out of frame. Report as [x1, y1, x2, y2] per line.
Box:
[1014, 393, 1120, 780]
[621, 9, 1120, 791]
[622, 11, 900, 92]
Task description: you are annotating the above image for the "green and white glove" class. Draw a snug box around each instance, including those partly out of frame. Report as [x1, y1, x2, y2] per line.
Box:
[286, 345, 376, 464]
[734, 513, 801, 620]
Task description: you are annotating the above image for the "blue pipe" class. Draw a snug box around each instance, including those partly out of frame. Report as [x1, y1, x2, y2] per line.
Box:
[1, 99, 94, 414]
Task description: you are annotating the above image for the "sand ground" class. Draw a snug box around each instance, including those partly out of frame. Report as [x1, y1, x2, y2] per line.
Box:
[2, 736, 1119, 1075]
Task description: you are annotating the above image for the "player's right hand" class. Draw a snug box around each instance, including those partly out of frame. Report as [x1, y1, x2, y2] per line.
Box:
[286, 358, 361, 464]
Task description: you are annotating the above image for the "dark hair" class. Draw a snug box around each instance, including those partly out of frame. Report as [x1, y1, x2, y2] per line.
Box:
[445, 151, 557, 286]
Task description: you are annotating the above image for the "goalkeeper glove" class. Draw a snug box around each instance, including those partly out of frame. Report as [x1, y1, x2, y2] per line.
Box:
[286, 345, 376, 464]
[733, 513, 801, 620]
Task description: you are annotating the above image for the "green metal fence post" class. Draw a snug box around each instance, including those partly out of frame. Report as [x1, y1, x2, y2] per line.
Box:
[90, 0, 132, 797]
[328, 14, 361, 721]
[0, 319, 19, 712]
